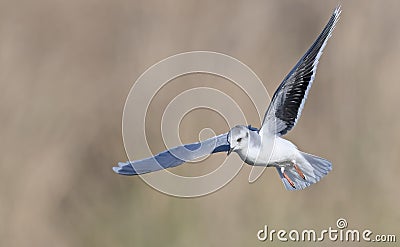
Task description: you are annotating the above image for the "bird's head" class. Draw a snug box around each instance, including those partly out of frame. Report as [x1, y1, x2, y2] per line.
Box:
[227, 125, 250, 155]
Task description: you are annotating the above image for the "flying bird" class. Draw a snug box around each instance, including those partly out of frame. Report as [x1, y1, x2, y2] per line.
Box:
[113, 6, 341, 190]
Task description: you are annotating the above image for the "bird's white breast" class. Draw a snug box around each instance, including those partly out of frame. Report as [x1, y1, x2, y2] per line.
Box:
[237, 135, 299, 167]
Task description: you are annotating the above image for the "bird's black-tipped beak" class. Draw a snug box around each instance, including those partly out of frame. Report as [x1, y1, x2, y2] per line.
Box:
[227, 147, 234, 155]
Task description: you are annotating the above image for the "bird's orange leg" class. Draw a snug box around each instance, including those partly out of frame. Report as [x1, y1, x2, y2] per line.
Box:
[293, 163, 306, 180]
[283, 171, 296, 188]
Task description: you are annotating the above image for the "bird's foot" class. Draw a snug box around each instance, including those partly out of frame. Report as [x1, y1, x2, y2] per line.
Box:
[292, 161, 306, 180]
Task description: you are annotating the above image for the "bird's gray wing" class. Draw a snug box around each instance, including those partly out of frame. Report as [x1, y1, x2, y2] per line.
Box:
[260, 6, 341, 137]
[113, 133, 230, 175]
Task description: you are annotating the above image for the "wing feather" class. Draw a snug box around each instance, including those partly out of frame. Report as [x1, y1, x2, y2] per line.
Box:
[113, 133, 230, 175]
[260, 6, 341, 137]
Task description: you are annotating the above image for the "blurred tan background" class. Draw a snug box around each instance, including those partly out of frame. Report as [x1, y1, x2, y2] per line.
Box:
[1, 0, 399, 246]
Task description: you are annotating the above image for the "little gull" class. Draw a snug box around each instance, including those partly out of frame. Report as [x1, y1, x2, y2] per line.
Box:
[113, 6, 341, 190]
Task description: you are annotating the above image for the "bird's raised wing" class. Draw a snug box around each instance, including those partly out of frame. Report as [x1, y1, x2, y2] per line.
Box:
[260, 6, 341, 137]
[113, 133, 230, 175]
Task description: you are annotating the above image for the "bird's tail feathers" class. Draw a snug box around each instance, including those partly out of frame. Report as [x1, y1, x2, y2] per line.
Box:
[276, 152, 332, 191]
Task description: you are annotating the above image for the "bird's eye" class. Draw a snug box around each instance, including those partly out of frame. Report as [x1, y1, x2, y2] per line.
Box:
[237, 138, 242, 142]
